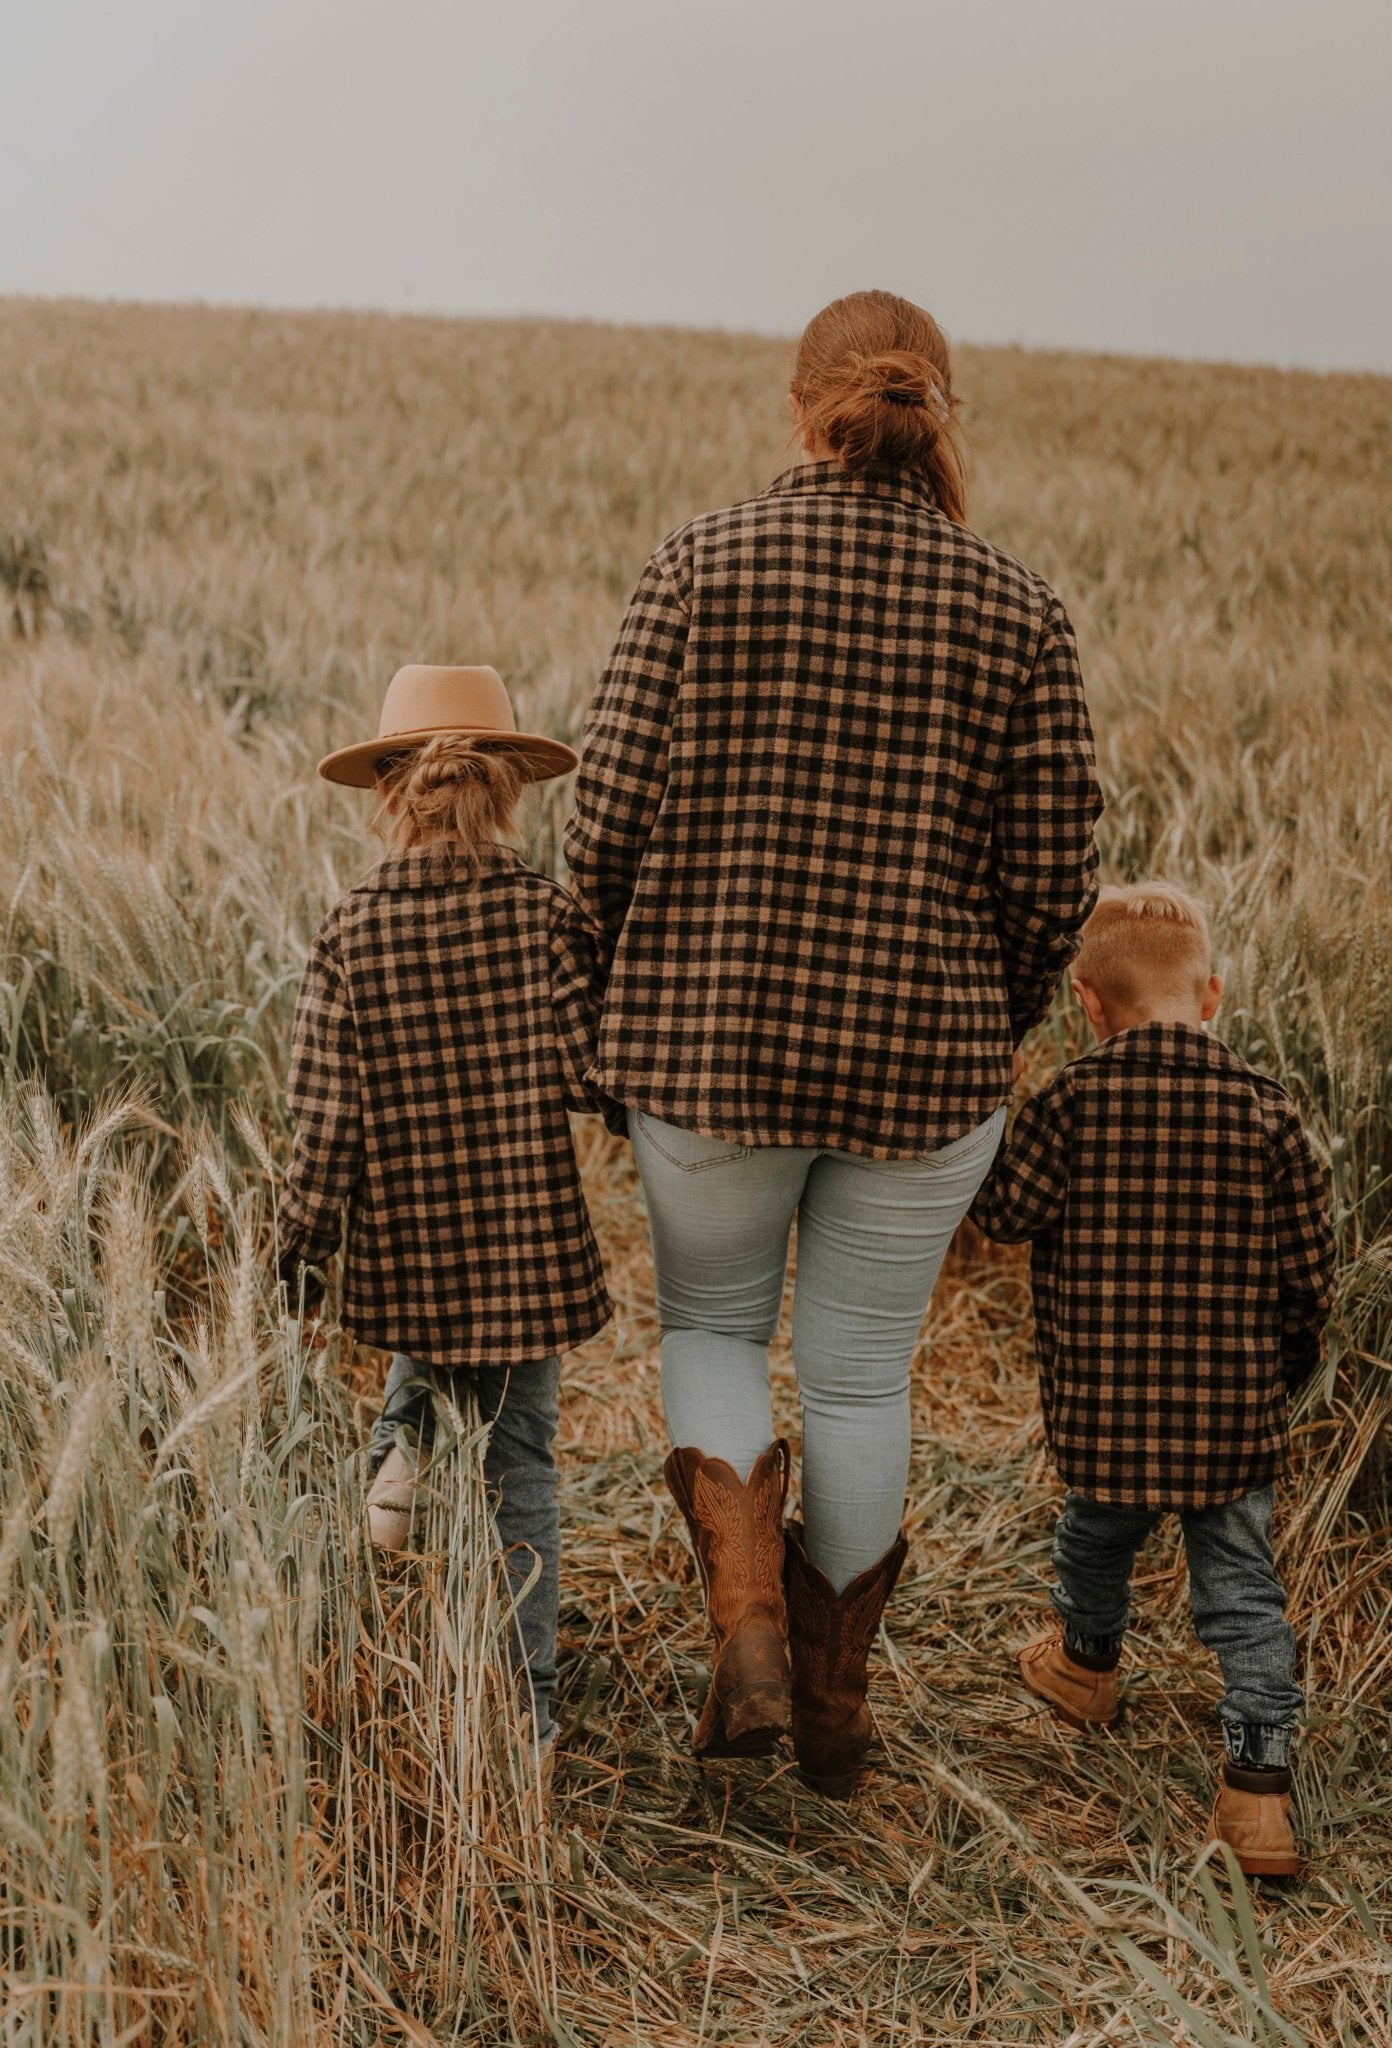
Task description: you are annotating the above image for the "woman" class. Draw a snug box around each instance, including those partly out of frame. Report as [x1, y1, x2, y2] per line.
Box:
[565, 290, 1102, 1796]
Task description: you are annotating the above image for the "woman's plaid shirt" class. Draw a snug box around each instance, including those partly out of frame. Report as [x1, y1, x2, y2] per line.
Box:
[278, 847, 613, 1370]
[970, 1022, 1336, 1510]
[564, 459, 1102, 1158]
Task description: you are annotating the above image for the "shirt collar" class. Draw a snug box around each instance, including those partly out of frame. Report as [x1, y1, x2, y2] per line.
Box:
[1091, 1020, 1233, 1071]
[761, 457, 941, 515]
[365, 843, 523, 892]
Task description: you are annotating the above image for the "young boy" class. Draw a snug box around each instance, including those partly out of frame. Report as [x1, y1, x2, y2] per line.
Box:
[971, 883, 1336, 1876]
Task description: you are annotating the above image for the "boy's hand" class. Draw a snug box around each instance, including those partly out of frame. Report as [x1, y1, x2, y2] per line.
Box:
[1012, 1049, 1026, 1087]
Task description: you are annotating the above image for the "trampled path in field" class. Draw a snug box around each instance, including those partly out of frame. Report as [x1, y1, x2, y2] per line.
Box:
[468, 1132, 1386, 2044]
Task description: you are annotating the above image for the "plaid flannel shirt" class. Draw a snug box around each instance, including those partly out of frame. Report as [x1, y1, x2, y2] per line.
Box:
[279, 847, 612, 1370]
[970, 1022, 1337, 1510]
[565, 459, 1102, 1158]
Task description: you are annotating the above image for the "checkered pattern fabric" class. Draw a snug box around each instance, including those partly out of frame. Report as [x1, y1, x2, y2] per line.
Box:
[970, 1022, 1336, 1509]
[278, 846, 613, 1369]
[564, 460, 1102, 1158]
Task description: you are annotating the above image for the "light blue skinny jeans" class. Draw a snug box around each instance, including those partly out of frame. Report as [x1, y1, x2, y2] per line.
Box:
[369, 1352, 561, 1747]
[631, 1104, 1006, 1593]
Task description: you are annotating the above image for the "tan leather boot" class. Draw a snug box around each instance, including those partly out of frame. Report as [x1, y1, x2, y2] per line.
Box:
[784, 1522, 907, 1798]
[1208, 1761, 1299, 1877]
[663, 1441, 792, 1758]
[1017, 1629, 1120, 1730]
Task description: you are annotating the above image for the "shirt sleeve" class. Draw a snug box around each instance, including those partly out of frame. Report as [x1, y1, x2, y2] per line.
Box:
[1267, 1104, 1337, 1389]
[548, 892, 609, 1116]
[969, 1080, 1072, 1243]
[277, 920, 363, 1307]
[991, 598, 1103, 1042]
[563, 549, 689, 957]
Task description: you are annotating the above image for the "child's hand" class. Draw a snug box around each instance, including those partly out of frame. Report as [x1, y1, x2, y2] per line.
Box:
[282, 1307, 328, 1352]
[1012, 1049, 1027, 1087]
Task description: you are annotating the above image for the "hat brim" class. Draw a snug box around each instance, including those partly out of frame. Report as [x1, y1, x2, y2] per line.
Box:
[317, 726, 579, 789]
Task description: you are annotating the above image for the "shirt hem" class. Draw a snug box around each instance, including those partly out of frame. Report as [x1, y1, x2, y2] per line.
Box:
[597, 1077, 1012, 1163]
[340, 1297, 614, 1372]
[1050, 1452, 1287, 1515]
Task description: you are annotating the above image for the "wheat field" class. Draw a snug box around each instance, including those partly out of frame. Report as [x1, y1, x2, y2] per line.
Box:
[1, 295, 1390, 2046]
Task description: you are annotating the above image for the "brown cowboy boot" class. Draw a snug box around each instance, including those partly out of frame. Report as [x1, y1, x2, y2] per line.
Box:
[663, 1441, 792, 1758]
[1017, 1629, 1120, 1731]
[784, 1521, 907, 1798]
[1207, 1760, 1300, 1878]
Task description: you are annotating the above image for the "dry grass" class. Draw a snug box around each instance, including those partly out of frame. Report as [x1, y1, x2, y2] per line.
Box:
[1, 295, 1390, 2044]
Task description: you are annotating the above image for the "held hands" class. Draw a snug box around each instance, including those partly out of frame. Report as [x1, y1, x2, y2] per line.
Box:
[282, 1305, 328, 1352]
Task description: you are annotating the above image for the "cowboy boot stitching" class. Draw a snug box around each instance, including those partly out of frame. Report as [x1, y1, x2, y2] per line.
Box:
[690, 1469, 754, 1602]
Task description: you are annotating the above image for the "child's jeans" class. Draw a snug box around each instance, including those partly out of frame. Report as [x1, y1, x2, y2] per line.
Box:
[1050, 1485, 1302, 1767]
[369, 1351, 561, 1749]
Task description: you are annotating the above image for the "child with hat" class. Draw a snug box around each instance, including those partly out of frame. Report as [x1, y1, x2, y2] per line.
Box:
[970, 883, 1336, 1876]
[278, 665, 613, 1770]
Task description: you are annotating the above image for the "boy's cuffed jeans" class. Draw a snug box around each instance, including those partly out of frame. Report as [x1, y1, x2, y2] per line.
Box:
[370, 1350, 561, 1748]
[1049, 1485, 1302, 1767]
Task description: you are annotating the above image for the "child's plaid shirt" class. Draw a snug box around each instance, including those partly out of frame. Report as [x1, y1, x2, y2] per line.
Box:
[970, 1022, 1336, 1509]
[279, 847, 613, 1370]
[564, 459, 1102, 1159]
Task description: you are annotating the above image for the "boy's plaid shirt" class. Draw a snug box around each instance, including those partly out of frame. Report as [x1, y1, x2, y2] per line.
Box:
[279, 847, 613, 1370]
[564, 460, 1102, 1159]
[970, 1023, 1337, 1510]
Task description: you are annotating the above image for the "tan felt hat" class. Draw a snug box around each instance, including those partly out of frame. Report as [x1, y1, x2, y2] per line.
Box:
[317, 665, 579, 788]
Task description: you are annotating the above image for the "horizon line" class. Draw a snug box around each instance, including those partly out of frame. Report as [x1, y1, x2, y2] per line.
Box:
[3, 286, 1389, 385]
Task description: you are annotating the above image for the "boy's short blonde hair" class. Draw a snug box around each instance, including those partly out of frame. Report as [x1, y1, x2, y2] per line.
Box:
[1071, 883, 1213, 1007]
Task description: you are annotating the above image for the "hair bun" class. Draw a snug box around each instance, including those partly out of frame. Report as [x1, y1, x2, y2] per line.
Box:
[791, 292, 967, 523]
[855, 352, 953, 425]
[369, 731, 527, 868]
[407, 735, 486, 797]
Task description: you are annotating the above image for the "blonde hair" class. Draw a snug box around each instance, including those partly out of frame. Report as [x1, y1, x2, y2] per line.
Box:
[368, 734, 526, 874]
[790, 290, 968, 524]
[1072, 883, 1213, 1007]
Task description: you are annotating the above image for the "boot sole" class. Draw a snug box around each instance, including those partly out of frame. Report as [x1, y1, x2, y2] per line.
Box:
[795, 1765, 859, 1799]
[1215, 1844, 1301, 1878]
[695, 1681, 791, 1759]
[698, 1724, 785, 1760]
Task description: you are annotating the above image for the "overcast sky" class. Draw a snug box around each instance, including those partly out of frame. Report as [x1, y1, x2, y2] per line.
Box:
[3, 0, 1388, 371]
